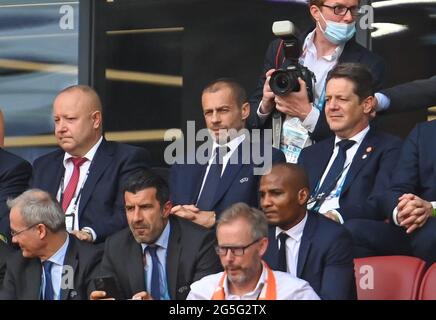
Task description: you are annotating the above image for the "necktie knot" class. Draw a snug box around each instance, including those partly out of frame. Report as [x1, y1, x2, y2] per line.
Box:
[42, 260, 53, 272]
[336, 139, 355, 153]
[71, 157, 87, 168]
[214, 146, 230, 164]
[145, 245, 159, 257]
[278, 232, 289, 244]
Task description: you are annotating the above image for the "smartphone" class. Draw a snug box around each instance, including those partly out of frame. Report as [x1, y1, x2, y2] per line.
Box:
[94, 276, 123, 300]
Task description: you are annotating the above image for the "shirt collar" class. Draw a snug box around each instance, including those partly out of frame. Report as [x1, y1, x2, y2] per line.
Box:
[224, 263, 267, 298]
[334, 126, 370, 147]
[302, 29, 344, 62]
[43, 235, 70, 266]
[275, 212, 308, 242]
[63, 136, 103, 167]
[211, 133, 246, 156]
[141, 220, 171, 251]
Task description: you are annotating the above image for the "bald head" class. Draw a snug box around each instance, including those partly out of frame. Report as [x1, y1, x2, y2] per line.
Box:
[56, 85, 103, 113]
[259, 163, 310, 230]
[53, 85, 103, 156]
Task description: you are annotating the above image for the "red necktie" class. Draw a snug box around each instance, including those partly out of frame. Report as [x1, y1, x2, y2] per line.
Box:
[62, 157, 87, 212]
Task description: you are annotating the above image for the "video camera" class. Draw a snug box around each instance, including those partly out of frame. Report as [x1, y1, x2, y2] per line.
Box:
[269, 21, 315, 102]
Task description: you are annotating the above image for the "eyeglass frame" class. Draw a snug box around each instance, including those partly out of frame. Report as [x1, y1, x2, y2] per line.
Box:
[320, 4, 361, 17]
[10, 223, 40, 237]
[215, 238, 261, 256]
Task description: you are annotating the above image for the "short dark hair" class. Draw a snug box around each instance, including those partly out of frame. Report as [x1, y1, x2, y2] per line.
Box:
[326, 62, 374, 102]
[123, 169, 169, 207]
[202, 78, 247, 107]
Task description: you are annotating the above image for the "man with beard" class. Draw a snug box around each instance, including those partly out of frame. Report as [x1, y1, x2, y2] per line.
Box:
[187, 202, 319, 300]
[90, 169, 220, 300]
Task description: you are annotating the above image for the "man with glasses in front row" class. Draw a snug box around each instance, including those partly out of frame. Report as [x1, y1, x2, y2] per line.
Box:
[0, 189, 102, 300]
[187, 202, 319, 300]
[249, 0, 385, 162]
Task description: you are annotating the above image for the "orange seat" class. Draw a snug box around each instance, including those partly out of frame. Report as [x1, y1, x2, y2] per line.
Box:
[419, 263, 436, 300]
[354, 256, 426, 300]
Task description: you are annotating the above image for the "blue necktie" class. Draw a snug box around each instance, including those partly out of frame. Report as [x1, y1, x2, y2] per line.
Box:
[196, 146, 228, 210]
[277, 233, 289, 272]
[145, 246, 161, 300]
[42, 260, 54, 300]
[316, 139, 355, 199]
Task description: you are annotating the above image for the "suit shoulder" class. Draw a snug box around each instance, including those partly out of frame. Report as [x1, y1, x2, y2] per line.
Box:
[173, 216, 215, 239]
[33, 149, 64, 166]
[0, 149, 31, 170]
[414, 119, 436, 134]
[372, 130, 402, 147]
[310, 212, 352, 241]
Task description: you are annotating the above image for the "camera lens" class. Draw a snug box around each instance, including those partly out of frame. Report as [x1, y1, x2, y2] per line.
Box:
[270, 70, 297, 96]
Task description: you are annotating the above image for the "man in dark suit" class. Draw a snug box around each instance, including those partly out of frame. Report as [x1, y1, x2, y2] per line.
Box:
[170, 78, 285, 228]
[0, 148, 32, 243]
[0, 240, 13, 287]
[0, 189, 102, 300]
[298, 63, 401, 225]
[376, 75, 436, 113]
[248, 0, 385, 159]
[349, 120, 436, 264]
[31, 85, 150, 243]
[260, 163, 355, 300]
[91, 169, 220, 300]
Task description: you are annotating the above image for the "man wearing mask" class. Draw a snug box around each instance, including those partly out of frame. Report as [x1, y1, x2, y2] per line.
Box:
[249, 0, 384, 163]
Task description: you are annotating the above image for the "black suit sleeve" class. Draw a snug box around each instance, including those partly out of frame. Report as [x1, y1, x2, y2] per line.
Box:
[381, 76, 436, 114]
[0, 159, 32, 239]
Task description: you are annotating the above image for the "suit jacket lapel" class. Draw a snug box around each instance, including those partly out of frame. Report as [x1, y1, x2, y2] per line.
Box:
[48, 152, 65, 196]
[341, 128, 377, 195]
[263, 227, 279, 269]
[209, 145, 244, 209]
[61, 236, 79, 300]
[26, 260, 43, 300]
[297, 212, 315, 278]
[126, 234, 146, 295]
[79, 139, 112, 216]
[310, 139, 335, 194]
[166, 217, 181, 299]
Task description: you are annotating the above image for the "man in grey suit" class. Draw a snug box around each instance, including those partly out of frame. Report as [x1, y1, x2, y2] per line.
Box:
[0, 189, 102, 300]
[91, 169, 220, 300]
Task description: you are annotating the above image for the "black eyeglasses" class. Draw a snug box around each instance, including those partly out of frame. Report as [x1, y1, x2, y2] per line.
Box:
[215, 238, 261, 256]
[321, 4, 360, 17]
[10, 223, 39, 237]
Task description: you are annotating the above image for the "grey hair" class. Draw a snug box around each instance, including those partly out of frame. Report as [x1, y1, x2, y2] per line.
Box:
[217, 202, 268, 240]
[7, 189, 66, 232]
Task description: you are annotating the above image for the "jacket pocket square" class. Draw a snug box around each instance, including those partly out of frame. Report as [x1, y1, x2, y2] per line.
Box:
[239, 177, 249, 184]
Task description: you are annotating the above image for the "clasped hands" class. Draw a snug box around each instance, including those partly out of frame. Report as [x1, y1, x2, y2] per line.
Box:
[396, 193, 433, 234]
[170, 204, 216, 229]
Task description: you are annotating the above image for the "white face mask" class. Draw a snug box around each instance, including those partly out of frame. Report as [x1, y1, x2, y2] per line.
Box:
[317, 11, 356, 45]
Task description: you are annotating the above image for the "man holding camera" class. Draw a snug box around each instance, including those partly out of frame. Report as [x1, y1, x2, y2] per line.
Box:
[249, 0, 384, 163]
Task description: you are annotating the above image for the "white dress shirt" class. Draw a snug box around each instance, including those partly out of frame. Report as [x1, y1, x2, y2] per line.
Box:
[41, 235, 69, 300]
[197, 134, 245, 202]
[275, 213, 308, 277]
[187, 264, 320, 300]
[316, 126, 370, 222]
[57, 136, 103, 239]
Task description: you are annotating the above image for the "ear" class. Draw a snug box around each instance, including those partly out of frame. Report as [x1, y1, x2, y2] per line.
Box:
[362, 96, 375, 115]
[309, 4, 321, 21]
[91, 111, 102, 129]
[297, 187, 310, 205]
[241, 102, 250, 121]
[161, 200, 172, 219]
[36, 224, 47, 240]
[258, 237, 269, 257]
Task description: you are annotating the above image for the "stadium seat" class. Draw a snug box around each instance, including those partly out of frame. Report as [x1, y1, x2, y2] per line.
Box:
[354, 256, 426, 300]
[419, 263, 436, 300]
